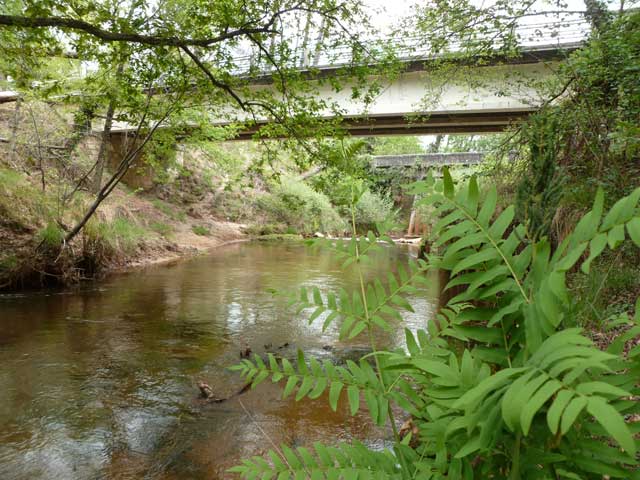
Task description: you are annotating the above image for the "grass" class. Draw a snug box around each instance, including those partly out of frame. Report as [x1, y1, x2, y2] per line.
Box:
[0, 168, 52, 229]
[192, 225, 210, 236]
[254, 234, 304, 241]
[36, 222, 65, 248]
[152, 198, 187, 222]
[569, 246, 640, 329]
[0, 254, 18, 271]
[150, 221, 174, 237]
[85, 217, 147, 253]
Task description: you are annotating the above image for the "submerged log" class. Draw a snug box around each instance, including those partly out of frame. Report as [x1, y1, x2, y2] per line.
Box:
[197, 380, 252, 403]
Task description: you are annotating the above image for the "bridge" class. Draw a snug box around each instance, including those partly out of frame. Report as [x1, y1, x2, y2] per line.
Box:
[1, 17, 588, 139]
[104, 42, 578, 140]
[207, 18, 588, 138]
[372, 152, 485, 168]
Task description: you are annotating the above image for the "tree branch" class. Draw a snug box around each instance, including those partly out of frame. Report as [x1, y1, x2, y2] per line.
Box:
[179, 46, 247, 109]
[0, 14, 277, 48]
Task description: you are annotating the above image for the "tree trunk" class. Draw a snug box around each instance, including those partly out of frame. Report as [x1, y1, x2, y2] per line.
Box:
[92, 99, 116, 192]
[8, 97, 22, 165]
[429, 134, 444, 153]
[92, 56, 126, 192]
[65, 98, 174, 245]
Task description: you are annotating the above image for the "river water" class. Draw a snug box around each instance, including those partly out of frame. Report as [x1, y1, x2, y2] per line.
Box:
[0, 241, 437, 479]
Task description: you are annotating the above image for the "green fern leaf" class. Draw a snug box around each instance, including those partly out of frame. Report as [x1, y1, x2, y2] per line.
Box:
[547, 390, 575, 434]
[586, 397, 636, 456]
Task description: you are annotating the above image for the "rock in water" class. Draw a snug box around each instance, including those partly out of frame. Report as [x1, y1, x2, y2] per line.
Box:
[197, 380, 215, 399]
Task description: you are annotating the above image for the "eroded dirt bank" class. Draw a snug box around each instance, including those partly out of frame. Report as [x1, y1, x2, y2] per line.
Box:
[0, 178, 247, 290]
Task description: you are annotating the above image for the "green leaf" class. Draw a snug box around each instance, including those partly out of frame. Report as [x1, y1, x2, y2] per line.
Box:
[601, 187, 640, 231]
[502, 370, 545, 431]
[466, 264, 510, 295]
[556, 243, 588, 271]
[329, 381, 343, 412]
[312, 287, 323, 305]
[521, 379, 562, 435]
[443, 167, 454, 198]
[405, 329, 420, 356]
[283, 376, 299, 399]
[560, 396, 587, 434]
[477, 187, 497, 226]
[575, 382, 629, 398]
[488, 205, 515, 239]
[453, 368, 526, 410]
[627, 217, 640, 247]
[587, 397, 636, 456]
[371, 315, 390, 331]
[390, 295, 414, 312]
[282, 445, 302, 469]
[348, 321, 367, 339]
[607, 224, 626, 249]
[581, 232, 607, 274]
[364, 390, 379, 423]
[454, 436, 482, 458]
[572, 187, 604, 243]
[466, 176, 480, 214]
[451, 248, 499, 275]
[347, 385, 360, 415]
[412, 358, 455, 378]
[547, 390, 574, 434]
[308, 377, 328, 400]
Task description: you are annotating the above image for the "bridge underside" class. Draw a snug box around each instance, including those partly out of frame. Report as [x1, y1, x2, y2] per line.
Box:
[232, 109, 535, 140]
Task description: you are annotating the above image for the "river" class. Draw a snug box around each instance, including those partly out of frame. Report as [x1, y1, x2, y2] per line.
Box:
[0, 241, 438, 479]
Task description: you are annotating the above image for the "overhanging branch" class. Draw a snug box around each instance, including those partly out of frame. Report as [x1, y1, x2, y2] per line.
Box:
[0, 14, 277, 48]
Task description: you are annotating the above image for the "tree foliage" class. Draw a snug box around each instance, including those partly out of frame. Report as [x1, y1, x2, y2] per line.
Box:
[0, 0, 390, 244]
[513, 8, 640, 245]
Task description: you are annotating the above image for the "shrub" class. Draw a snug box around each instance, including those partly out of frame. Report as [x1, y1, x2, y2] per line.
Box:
[231, 170, 640, 479]
[258, 177, 346, 235]
[243, 223, 288, 237]
[353, 189, 396, 233]
[192, 225, 210, 236]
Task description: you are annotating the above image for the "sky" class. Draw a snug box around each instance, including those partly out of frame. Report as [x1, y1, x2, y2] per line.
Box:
[361, 0, 629, 32]
[355, 0, 627, 144]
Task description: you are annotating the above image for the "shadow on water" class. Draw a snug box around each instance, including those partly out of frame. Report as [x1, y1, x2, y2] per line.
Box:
[0, 242, 439, 479]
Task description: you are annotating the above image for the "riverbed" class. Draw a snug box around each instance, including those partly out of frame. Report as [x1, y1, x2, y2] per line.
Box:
[0, 241, 438, 479]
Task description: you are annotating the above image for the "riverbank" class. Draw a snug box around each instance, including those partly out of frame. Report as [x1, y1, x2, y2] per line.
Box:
[0, 168, 247, 290]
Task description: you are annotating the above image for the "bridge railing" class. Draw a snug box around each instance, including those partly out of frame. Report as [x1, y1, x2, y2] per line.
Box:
[371, 152, 486, 168]
[230, 17, 589, 75]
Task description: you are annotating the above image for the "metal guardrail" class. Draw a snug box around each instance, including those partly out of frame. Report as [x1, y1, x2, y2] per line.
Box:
[372, 152, 486, 168]
[229, 18, 590, 75]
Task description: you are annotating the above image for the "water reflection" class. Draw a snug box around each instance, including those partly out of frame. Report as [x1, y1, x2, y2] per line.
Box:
[0, 242, 438, 479]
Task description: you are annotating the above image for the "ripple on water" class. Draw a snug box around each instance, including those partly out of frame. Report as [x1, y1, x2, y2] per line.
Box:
[0, 242, 438, 479]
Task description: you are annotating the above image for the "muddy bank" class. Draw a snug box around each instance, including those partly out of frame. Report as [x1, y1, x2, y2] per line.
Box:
[0, 181, 247, 291]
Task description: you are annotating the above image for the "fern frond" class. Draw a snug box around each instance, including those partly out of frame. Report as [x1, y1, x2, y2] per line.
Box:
[229, 441, 403, 480]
